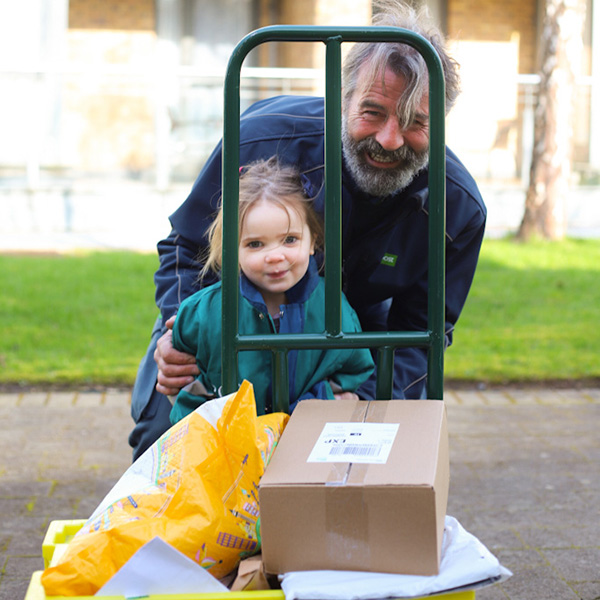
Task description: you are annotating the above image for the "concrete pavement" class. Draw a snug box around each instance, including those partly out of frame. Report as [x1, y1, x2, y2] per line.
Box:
[0, 386, 598, 600]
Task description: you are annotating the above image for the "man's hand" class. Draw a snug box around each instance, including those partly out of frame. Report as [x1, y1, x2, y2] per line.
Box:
[154, 316, 200, 396]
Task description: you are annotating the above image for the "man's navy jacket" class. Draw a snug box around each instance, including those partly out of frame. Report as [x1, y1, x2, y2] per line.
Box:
[155, 95, 487, 399]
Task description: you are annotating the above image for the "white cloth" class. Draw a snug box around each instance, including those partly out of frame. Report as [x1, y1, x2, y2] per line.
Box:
[280, 516, 512, 600]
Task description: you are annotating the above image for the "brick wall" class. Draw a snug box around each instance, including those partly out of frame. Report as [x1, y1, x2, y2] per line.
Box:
[65, 0, 157, 174]
[59, 0, 546, 182]
[69, 0, 155, 31]
[447, 0, 537, 73]
[444, 0, 539, 180]
[261, 0, 371, 69]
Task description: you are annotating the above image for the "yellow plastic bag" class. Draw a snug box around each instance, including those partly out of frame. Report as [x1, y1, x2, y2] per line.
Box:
[41, 380, 289, 596]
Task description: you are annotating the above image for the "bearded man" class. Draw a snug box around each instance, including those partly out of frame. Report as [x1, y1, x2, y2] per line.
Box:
[128, 1, 486, 460]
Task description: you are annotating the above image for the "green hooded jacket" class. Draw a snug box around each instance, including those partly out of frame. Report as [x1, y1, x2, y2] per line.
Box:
[170, 258, 374, 423]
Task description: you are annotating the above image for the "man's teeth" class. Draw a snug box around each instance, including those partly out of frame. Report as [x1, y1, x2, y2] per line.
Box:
[368, 151, 396, 163]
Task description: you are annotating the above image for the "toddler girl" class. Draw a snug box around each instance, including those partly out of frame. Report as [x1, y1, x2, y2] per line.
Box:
[169, 157, 374, 423]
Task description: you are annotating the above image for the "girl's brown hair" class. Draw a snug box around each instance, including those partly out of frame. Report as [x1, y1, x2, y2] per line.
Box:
[200, 157, 324, 280]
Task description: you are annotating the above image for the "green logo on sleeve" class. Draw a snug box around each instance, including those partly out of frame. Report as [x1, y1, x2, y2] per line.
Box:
[381, 253, 398, 267]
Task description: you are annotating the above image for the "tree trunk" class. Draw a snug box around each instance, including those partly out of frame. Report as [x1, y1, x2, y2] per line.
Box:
[516, 0, 585, 241]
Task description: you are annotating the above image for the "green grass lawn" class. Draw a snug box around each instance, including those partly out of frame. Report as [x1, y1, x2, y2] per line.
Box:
[445, 237, 600, 384]
[1, 238, 599, 387]
[1, 251, 159, 386]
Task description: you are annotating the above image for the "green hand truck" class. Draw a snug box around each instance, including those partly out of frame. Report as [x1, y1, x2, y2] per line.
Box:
[220, 24, 446, 409]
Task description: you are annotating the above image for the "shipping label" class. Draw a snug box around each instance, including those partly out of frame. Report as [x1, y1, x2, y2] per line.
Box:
[307, 422, 399, 464]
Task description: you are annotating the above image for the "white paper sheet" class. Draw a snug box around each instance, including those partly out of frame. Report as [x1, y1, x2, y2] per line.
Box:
[95, 537, 229, 597]
[279, 516, 512, 600]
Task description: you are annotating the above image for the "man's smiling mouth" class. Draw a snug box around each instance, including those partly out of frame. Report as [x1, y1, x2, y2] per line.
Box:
[366, 150, 401, 167]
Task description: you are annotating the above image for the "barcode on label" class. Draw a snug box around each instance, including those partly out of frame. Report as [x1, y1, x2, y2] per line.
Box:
[328, 444, 382, 457]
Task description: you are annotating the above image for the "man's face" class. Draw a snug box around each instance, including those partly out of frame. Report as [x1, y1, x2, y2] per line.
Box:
[342, 66, 430, 197]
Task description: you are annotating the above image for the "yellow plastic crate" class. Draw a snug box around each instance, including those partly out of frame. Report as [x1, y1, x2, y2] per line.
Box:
[26, 520, 476, 600]
[42, 519, 88, 570]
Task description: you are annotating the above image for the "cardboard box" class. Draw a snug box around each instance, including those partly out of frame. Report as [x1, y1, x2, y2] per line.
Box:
[259, 399, 449, 576]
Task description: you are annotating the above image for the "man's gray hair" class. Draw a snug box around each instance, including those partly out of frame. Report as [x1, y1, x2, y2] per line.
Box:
[342, 0, 461, 126]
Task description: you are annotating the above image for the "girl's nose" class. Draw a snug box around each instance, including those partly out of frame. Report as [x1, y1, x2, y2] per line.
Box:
[265, 250, 285, 263]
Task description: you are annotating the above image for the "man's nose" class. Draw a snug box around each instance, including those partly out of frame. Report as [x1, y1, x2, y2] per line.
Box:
[375, 118, 405, 151]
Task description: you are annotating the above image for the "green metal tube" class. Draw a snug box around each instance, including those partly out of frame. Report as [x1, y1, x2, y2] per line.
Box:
[376, 347, 395, 399]
[425, 38, 446, 401]
[235, 330, 431, 350]
[324, 36, 343, 337]
[272, 350, 290, 413]
[221, 47, 242, 396]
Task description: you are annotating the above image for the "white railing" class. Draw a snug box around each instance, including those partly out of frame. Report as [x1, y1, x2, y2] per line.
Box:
[0, 67, 595, 190]
[0, 66, 324, 189]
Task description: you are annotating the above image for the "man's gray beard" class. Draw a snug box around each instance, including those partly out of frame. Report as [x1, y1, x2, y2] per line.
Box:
[341, 121, 429, 198]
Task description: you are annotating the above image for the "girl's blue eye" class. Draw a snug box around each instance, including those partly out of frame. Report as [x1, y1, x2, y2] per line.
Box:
[284, 236, 298, 244]
[247, 241, 262, 248]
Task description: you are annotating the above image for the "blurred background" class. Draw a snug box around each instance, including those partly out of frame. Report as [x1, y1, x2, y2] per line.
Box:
[0, 0, 599, 250]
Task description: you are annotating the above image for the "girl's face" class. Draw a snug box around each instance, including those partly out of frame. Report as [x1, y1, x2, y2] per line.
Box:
[239, 197, 315, 309]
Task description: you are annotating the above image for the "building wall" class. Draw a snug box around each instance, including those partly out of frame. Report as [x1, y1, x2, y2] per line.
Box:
[443, 0, 539, 181]
[447, 0, 537, 73]
[280, 0, 371, 69]
[445, 0, 593, 178]
[69, 0, 155, 30]
[66, 0, 157, 175]
[3, 0, 594, 186]
[256, 0, 371, 70]
[63, 0, 370, 177]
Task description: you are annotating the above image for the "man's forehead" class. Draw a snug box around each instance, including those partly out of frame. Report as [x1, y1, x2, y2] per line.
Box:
[355, 66, 428, 108]
[355, 64, 403, 96]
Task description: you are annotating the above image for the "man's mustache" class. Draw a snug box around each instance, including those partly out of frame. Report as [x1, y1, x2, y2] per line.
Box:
[355, 137, 417, 163]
